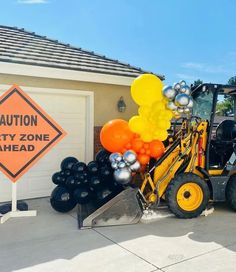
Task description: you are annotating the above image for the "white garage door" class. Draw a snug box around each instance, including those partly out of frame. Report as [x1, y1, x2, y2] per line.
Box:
[0, 86, 94, 202]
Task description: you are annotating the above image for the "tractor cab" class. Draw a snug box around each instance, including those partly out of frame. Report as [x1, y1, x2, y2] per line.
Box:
[191, 83, 236, 173]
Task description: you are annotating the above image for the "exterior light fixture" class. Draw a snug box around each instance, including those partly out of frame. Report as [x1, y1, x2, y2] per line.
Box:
[117, 96, 126, 112]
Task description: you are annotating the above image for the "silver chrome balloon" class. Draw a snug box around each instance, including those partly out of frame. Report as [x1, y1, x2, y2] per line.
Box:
[173, 82, 181, 91]
[162, 86, 177, 101]
[118, 161, 126, 168]
[177, 107, 184, 113]
[109, 152, 122, 163]
[129, 160, 141, 172]
[175, 93, 190, 107]
[187, 98, 194, 108]
[115, 154, 123, 163]
[111, 161, 118, 169]
[183, 107, 191, 114]
[166, 101, 178, 111]
[123, 150, 137, 165]
[114, 168, 132, 185]
[179, 85, 191, 95]
[179, 80, 186, 87]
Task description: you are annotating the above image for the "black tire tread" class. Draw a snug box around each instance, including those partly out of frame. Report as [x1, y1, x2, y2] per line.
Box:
[226, 177, 236, 211]
[166, 173, 210, 219]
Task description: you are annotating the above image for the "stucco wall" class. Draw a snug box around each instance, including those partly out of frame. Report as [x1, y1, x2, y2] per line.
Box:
[0, 74, 138, 126]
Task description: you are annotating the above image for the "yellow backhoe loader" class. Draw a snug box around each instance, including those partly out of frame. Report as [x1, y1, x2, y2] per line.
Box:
[78, 83, 236, 228]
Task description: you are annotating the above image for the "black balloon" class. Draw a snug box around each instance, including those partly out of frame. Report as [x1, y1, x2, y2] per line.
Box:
[50, 186, 76, 213]
[89, 176, 104, 191]
[76, 173, 89, 187]
[108, 180, 123, 192]
[100, 166, 113, 181]
[52, 172, 64, 185]
[95, 149, 110, 165]
[96, 187, 115, 205]
[65, 175, 78, 189]
[87, 161, 99, 175]
[72, 162, 87, 173]
[63, 170, 72, 177]
[73, 188, 92, 205]
[60, 157, 78, 171]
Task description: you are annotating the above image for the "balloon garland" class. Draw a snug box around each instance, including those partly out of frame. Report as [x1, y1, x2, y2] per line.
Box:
[50, 75, 194, 213]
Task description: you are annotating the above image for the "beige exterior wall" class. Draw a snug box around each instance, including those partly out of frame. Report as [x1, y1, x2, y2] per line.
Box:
[0, 74, 138, 126]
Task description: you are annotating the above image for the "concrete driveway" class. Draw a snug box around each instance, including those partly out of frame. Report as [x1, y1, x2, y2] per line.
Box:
[0, 199, 236, 272]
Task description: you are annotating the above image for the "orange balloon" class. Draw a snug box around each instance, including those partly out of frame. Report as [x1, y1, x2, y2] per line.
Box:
[131, 138, 143, 152]
[121, 148, 127, 154]
[125, 143, 132, 149]
[145, 149, 151, 155]
[100, 119, 133, 153]
[138, 154, 150, 165]
[149, 140, 165, 158]
[139, 148, 145, 154]
[144, 143, 150, 149]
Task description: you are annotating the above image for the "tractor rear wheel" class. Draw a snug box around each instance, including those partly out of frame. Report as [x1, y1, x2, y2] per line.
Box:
[226, 176, 236, 211]
[166, 173, 209, 218]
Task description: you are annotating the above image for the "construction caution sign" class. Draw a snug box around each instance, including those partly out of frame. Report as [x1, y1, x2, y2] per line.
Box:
[0, 85, 66, 182]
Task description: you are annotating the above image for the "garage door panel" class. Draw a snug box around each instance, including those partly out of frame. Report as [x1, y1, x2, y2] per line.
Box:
[0, 88, 91, 202]
[31, 94, 86, 114]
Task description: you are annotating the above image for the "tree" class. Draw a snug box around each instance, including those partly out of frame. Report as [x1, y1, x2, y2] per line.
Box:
[215, 76, 236, 116]
[216, 99, 233, 116]
[193, 79, 203, 86]
[228, 76, 236, 86]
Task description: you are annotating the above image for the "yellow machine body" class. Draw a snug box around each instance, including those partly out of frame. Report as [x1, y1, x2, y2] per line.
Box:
[139, 120, 209, 206]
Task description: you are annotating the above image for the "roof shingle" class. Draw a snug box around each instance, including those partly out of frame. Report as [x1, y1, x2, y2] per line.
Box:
[0, 25, 164, 79]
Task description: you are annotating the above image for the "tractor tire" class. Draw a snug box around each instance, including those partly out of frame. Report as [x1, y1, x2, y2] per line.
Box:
[166, 173, 210, 219]
[226, 176, 236, 211]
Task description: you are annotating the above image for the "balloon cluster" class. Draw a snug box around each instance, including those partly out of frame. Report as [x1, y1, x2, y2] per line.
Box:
[129, 74, 173, 142]
[164, 80, 193, 118]
[100, 119, 165, 166]
[109, 150, 141, 185]
[50, 150, 123, 213]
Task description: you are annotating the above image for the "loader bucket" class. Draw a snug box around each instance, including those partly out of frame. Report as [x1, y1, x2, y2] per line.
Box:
[78, 187, 143, 229]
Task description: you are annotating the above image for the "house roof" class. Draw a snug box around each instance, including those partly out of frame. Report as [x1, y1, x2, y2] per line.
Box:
[0, 25, 164, 80]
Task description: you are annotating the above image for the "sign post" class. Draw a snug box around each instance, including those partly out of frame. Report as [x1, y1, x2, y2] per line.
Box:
[0, 85, 66, 223]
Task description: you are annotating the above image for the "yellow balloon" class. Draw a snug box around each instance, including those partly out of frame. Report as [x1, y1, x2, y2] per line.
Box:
[131, 74, 163, 106]
[129, 116, 147, 134]
[153, 130, 168, 141]
[151, 101, 165, 112]
[165, 109, 174, 120]
[138, 106, 151, 118]
[157, 120, 171, 130]
[141, 132, 153, 142]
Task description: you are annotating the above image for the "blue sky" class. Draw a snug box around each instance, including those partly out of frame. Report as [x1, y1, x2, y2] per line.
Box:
[0, 0, 236, 85]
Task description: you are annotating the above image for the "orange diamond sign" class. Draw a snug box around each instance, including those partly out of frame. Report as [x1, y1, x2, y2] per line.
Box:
[0, 85, 66, 182]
